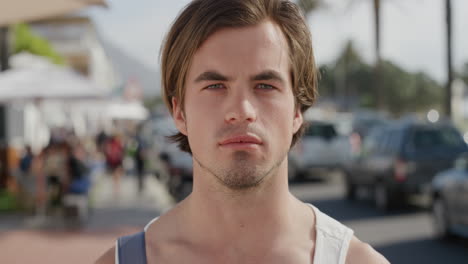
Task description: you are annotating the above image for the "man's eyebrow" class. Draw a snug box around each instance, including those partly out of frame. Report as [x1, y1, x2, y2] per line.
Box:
[251, 70, 285, 84]
[194, 71, 230, 82]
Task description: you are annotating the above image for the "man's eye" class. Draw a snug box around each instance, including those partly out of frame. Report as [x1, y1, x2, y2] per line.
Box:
[206, 84, 225, 90]
[256, 84, 274, 90]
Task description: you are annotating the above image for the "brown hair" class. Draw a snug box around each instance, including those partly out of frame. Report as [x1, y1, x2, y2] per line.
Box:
[161, 0, 317, 154]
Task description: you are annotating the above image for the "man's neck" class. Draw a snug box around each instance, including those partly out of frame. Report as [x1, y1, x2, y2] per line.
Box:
[180, 165, 303, 249]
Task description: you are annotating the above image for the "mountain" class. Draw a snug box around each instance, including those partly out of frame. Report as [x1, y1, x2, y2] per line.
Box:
[101, 39, 160, 97]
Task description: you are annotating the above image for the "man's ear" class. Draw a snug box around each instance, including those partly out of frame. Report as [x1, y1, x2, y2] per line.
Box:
[292, 107, 303, 134]
[172, 97, 188, 135]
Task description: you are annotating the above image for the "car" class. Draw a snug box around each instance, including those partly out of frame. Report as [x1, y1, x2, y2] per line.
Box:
[343, 118, 468, 211]
[289, 120, 348, 181]
[142, 116, 193, 201]
[335, 111, 388, 161]
[431, 153, 468, 239]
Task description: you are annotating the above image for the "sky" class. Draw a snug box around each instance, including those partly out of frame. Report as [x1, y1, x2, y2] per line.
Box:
[88, 0, 468, 84]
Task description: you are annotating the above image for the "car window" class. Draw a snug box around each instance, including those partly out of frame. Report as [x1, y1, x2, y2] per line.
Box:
[376, 131, 392, 155]
[305, 124, 337, 139]
[353, 119, 386, 138]
[412, 127, 465, 150]
[362, 127, 384, 156]
[379, 130, 401, 155]
[388, 130, 402, 154]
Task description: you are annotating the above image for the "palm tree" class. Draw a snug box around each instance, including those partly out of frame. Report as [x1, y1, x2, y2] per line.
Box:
[301, 0, 384, 109]
[372, 0, 381, 65]
[335, 40, 364, 110]
[371, 0, 383, 110]
[444, 0, 453, 118]
[367, 0, 454, 116]
[298, 0, 323, 15]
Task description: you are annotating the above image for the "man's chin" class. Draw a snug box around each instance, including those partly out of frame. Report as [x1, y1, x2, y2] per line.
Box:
[216, 165, 269, 191]
[219, 175, 263, 190]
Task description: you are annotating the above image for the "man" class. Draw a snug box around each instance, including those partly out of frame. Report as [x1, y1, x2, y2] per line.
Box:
[97, 0, 389, 263]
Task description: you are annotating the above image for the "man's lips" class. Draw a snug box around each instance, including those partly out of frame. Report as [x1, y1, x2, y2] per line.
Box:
[218, 134, 263, 146]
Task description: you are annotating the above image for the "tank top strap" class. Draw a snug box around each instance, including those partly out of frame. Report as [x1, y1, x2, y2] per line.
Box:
[116, 231, 147, 264]
[308, 204, 354, 264]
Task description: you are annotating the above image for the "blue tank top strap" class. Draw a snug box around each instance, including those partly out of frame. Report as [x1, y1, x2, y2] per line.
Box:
[117, 231, 147, 264]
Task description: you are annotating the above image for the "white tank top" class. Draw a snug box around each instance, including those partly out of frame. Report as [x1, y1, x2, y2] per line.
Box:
[116, 203, 354, 264]
[309, 204, 354, 264]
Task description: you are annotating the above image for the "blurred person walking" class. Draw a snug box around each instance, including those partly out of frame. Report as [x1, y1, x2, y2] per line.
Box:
[63, 141, 92, 223]
[96, 129, 108, 154]
[30, 140, 70, 222]
[15, 145, 35, 211]
[104, 134, 124, 197]
[42, 141, 70, 214]
[134, 126, 146, 195]
[19, 145, 34, 174]
[97, 0, 389, 263]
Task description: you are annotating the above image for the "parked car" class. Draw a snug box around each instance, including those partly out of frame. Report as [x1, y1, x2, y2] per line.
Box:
[289, 120, 348, 181]
[431, 153, 468, 239]
[335, 111, 388, 162]
[343, 118, 468, 211]
[159, 143, 193, 200]
[142, 117, 193, 200]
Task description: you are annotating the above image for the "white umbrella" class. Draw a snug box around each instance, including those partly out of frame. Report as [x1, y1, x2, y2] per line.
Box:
[9, 51, 57, 70]
[0, 0, 107, 27]
[0, 53, 106, 100]
[0, 68, 105, 100]
[106, 101, 149, 121]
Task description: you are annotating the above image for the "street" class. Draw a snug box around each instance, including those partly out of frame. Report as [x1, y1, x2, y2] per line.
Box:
[290, 172, 468, 264]
[0, 171, 467, 263]
[0, 173, 173, 264]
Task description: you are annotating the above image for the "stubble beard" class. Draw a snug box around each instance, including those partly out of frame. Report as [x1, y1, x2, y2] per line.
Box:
[194, 149, 288, 191]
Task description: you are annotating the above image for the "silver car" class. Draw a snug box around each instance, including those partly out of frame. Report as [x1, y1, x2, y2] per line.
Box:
[432, 153, 468, 239]
[289, 121, 348, 181]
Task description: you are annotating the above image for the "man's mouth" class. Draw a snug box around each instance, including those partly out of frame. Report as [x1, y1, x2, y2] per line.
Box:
[219, 134, 263, 146]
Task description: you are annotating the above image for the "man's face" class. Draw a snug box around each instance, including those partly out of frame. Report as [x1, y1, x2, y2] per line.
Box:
[173, 20, 303, 190]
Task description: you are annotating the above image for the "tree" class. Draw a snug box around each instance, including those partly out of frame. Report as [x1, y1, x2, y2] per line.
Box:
[297, 0, 323, 15]
[301, 0, 383, 108]
[12, 23, 64, 65]
[371, 0, 384, 110]
[444, 0, 453, 118]
[379, 61, 443, 115]
[317, 42, 443, 115]
[335, 40, 365, 110]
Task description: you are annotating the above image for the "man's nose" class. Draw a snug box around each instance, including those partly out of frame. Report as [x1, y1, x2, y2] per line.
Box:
[224, 93, 257, 124]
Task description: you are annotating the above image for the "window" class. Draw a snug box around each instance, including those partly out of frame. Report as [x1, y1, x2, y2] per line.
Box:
[412, 127, 465, 150]
[305, 123, 337, 140]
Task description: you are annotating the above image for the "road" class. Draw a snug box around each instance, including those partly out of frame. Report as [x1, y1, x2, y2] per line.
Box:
[1, 171, 467, 263]
[0, 174, 174, 264]
[290, 172, 468, 264]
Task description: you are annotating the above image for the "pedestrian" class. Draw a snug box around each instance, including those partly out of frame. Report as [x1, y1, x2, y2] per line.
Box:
[42, 141, 69, 214]
[19, 145, 34, 174]
[96, 129, 108, 154]
[16, 145, 35, 211]
[104, 134, 124, 196]
[134, 126, 146, 195]
[96, 0, 389, 263]
[67, 143, 91, 195]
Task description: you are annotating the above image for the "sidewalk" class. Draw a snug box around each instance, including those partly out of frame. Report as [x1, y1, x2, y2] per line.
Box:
[0, 173, 175, 264]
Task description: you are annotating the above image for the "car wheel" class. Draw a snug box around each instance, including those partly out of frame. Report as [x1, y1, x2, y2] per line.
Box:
[344, 173, 357, 200]
[288, 162, 298, 182]
[375, 182, 392, 211]
[432, 196, 453, 240]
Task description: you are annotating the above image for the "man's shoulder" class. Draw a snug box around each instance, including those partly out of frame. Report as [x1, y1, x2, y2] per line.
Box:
[95, 246, 115, 264]
[345, 236, 390, 264]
